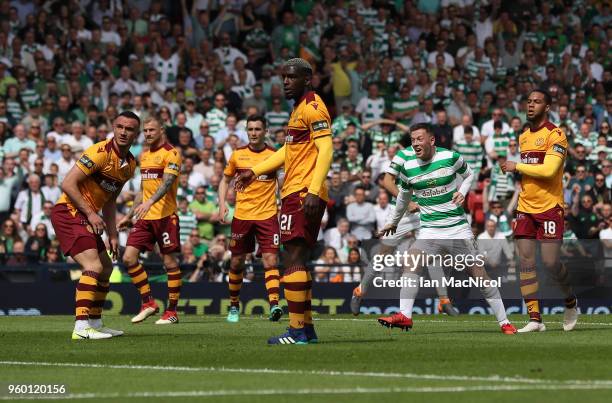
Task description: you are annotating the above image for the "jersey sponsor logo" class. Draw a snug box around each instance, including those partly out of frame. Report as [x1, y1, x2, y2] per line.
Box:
[312, 120, 329, 132]
[79, 155, 94, 169]
[141, 168, 164, 180]
[520, 151, 545, 164]
[420, 186, 448, 198]
[552, 144, 566, 155]
[99, 179, 120, 193]
[286, 128, 310, 143]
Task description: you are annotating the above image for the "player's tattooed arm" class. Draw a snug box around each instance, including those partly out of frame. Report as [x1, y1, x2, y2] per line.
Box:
[117, 192, 142, 231]
[133, 173, 178, 220]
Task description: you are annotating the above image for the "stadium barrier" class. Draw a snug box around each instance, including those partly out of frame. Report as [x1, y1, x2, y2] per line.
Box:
[0, 257, 610, 316]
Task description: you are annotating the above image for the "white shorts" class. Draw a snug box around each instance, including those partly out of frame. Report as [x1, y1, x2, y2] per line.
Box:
[411, 237, 479, 257]
[381, 206, 420, 245]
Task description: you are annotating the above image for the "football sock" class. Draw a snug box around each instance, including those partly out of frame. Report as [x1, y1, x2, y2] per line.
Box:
[127, 263, 153, 303]
[304, 271, 313, 326]
[359, 243, 392, 295]
[519, 264, 541, 322]
[264, 268, 281, 306]
[480, 285, 509, 325]
[427, 265, 448, 298]
[88, 280, 110, 320]
[228, 267, 243, 308]
[399, 272, 420, 319]
[75, 270, 99, 321]
[284, 266, 308, 329]
[166, 266, 182, 311]
[553, 263, 575, 301]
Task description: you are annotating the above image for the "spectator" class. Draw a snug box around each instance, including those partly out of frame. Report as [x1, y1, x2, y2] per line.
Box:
[356, 83, 385, 125]
[189, 186, 218, 242]
[314, 246, 341, 282]
[25, 223, 50, 262]
[14, 174, 44, 231]
[478, 219, 514, 277]
[324, 218, 350, 253]
[600, 215, 612, 284]
[30, 200, 55, 240]
[3, 124, 35, 157]
[346, 186, 376, 240]
[0, 218, 22, 255]
[56, 143, 77, 182]
[374, 190, 391, 233]
[206, 92, 228, 140]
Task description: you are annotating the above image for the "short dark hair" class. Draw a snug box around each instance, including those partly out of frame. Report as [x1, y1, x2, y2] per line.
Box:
[530, 88, 552, 105]
[464, 125, 473, 134]
[246, 114, 266, 129]
[410, 123, 432, 134]
[117, 111, 141, 127]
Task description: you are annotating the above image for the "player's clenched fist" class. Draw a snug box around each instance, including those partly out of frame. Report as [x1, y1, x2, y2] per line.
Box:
[500, 160, 517, 173]
[234, 169, 255, 192]
[376, 223, 397, 238]
[87, 212, 106, 235]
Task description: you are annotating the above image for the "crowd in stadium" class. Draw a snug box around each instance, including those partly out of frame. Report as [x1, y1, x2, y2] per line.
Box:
[0, 0, 609, 284]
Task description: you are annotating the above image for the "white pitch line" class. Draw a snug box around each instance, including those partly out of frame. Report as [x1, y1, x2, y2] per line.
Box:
[2, 383, 612, 400]
[311, 317, 612, 326]
[2, 361, 611, 387]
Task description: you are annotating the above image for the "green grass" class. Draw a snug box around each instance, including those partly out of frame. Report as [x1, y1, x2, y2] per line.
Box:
[1, 314, 612, 402]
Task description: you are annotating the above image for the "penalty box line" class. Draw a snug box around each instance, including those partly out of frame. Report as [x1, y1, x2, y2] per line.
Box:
[1, 361, 612, 387]
[1, 384, 612, 400]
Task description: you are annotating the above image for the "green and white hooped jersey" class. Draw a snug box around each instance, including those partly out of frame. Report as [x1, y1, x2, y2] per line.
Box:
[391, 147, 473, 239]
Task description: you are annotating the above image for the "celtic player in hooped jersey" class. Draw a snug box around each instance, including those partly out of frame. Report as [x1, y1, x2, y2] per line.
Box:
[378, 123, 517, 334]
[350, 145, 460, 317]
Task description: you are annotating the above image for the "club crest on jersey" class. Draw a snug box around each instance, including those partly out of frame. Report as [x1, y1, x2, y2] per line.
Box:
[312, 120, 329, 132]
[535, 137, 545, 146]
[155, 156, 163, 164]
[79, 155, 94, 169]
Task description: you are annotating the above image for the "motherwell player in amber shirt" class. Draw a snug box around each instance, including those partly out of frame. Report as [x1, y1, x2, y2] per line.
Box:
[51, 111, 140, 340]
[118, 117, 183, 325]
[235, 59, 333, 345]
[502, 89, 578, 333]
[218, 115, 282, 323]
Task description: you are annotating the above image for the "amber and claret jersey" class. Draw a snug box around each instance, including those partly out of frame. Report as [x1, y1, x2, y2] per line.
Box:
[57, 139, 137, 215]
[140, 142, 182, 220]
[518, 121, 568, 213]
[283, 91, 331, 201]
[225, 145, 277, 221]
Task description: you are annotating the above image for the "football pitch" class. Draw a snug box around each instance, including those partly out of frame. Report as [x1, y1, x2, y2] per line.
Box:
[1, 314, 612, 402]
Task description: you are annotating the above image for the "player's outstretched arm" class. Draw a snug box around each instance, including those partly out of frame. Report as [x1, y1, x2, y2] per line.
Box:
[304, 135, 333, 218]
[133, 172, 178, 220]
[236, 145, 286, 192]
[377, 187, 413, 237]
[61, 165, 105, 235]
[515, 154, 563, 179]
